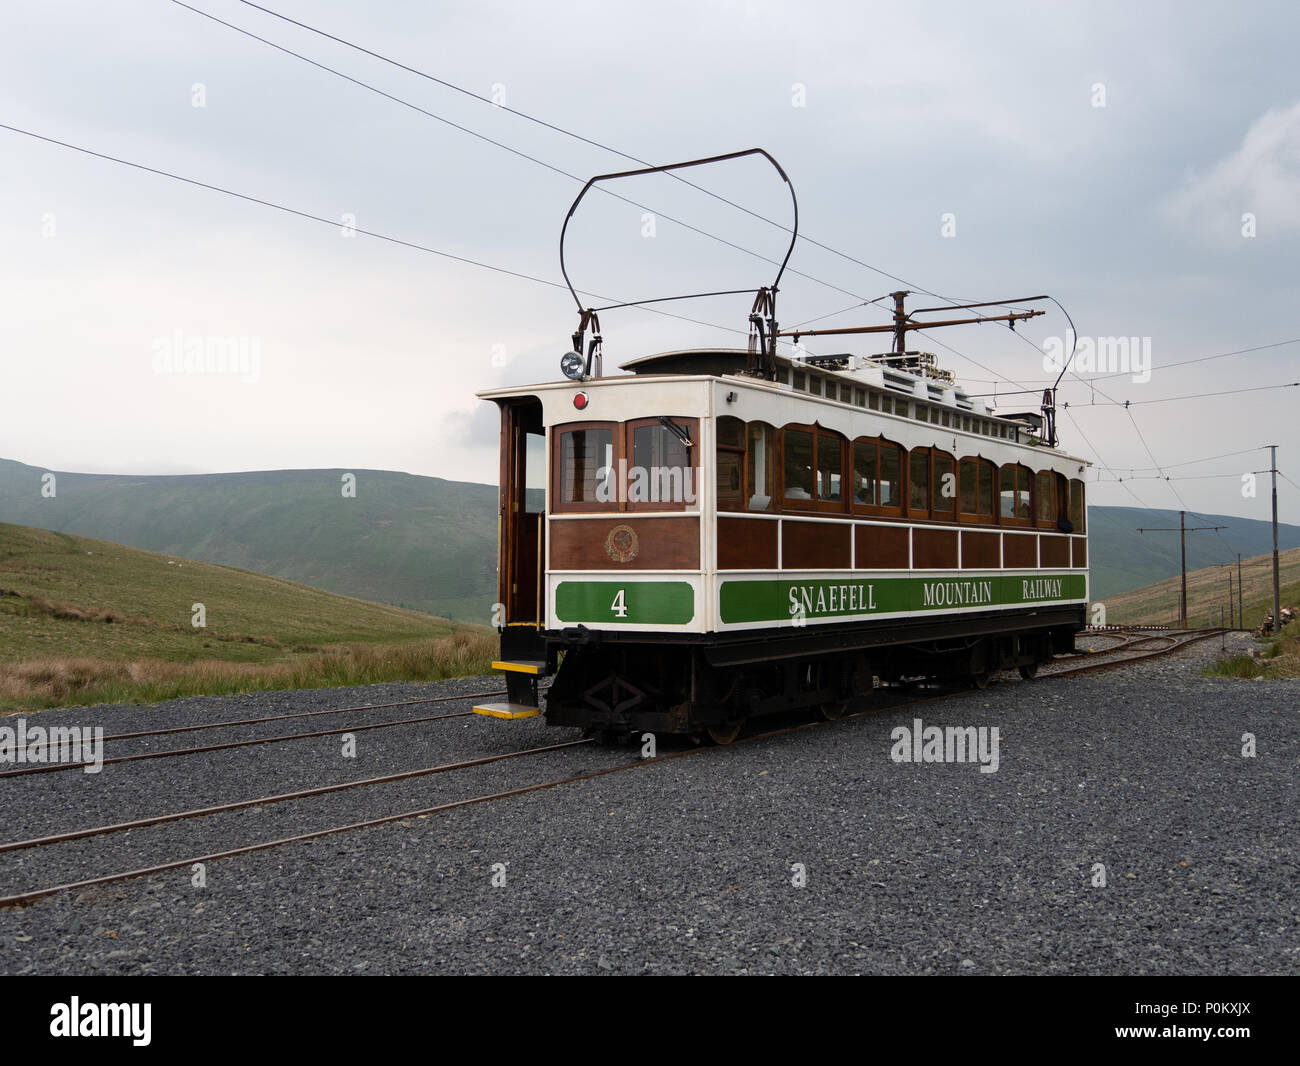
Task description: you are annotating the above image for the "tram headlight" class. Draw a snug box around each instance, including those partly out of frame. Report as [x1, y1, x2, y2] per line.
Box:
[560, 350, 585, 380]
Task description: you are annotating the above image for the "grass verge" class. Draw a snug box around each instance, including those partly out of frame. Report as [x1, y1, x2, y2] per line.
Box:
[1204, 633, 1300, 680]
[0, 629, 497, 713]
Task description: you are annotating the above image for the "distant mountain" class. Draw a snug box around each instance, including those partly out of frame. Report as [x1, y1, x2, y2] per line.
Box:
[3, 458, 1297, 613]
[0, 459, 497, 624]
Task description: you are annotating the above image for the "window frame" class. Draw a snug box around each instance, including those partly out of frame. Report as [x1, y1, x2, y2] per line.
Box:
[957, 456, 996, 524]
[551, 420, 619, 514]
[624, 416, 700, 513]
[998, 463, 1034, 526]
[779, 423, 848, 515]
[850, 435, 905, 518]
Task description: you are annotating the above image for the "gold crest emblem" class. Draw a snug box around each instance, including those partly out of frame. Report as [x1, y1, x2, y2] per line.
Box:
[604, 524, 639, 563]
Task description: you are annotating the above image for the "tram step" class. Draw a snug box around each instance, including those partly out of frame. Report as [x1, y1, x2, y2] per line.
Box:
[490, 659, 549, 675]
[473, 701, 542, 720]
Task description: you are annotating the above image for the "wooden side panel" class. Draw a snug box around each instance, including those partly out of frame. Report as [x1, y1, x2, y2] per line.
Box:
[912, 527, 959, 569]
[549, 517, 700, 570]
[783, 521, 851, 569]
[855, 524, 910, 569]
[1002, 533, 1038, 568]
[961, 530, 999, 570]
[1039, 534, 1071, 568]
[1072, 537, 1088, 568]
[717, 518, 778, 570]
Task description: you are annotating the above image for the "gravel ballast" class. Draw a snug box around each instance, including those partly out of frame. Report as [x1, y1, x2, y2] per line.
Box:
[0, 634, 1295, 975]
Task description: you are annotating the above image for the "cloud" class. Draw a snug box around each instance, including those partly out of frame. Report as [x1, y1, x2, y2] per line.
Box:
[1161, 99, 1300, 241]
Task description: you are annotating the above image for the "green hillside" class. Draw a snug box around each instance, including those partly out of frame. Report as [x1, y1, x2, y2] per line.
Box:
[0, 523, 493, 711]
[1101, 545, 1300, 629]
[0, 458, 497, 623]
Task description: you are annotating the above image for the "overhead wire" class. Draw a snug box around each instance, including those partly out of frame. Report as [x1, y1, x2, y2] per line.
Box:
[218, 0, 1072, 387]
[172, 0, 871, 305]
[0, 121, 755, 340]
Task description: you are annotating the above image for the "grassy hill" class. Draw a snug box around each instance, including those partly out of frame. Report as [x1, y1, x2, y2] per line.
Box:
[1100, 545, 1300, 628]
[1086, 506, 1300, 601]
[0, 523, 493, 712]
[0, 458, 497, 623]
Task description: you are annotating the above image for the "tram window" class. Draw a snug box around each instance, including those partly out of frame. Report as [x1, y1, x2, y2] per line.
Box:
[817, 432, 843, 501]
[557, 425, 613, 506]
[633, 421, 690, 473]
[959, 459, 976, 514]
[932, 452, 956, 517]
[959, 458, 994, 519]
[999, 465, 1032, 521]
[1035, 471, 1054, 523]
[1070, 478, 1086, 532]
[793, 371, 806, 391]
[784, 429, 814, 500]
[962, 415, 971, 432]
[776, 367, 789, 384]
[853, 440, 878, 506]
[909, 448, 931, 517]
[524, 432, 546, 514]
[809, 376, 822, 396]
[748, 422, 774, 510]
[930, 408, 941, 424]
[881, 395, 893, 414]
[868, 392, 879, 411]
[942, 411, 951, 427]
[716, 416, 745, 512]
[880, 444, 902, 507]
[856, 388, 866, 407]
[627, 418, 697, 510]
[914, 404, 927, 422]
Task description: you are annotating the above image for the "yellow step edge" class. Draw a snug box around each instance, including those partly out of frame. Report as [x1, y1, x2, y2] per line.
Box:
[491, 660, 546, 675]
[473, 702, 542, 720]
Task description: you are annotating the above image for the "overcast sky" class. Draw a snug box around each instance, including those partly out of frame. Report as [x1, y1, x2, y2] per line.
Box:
[2, 0, 1297, 526]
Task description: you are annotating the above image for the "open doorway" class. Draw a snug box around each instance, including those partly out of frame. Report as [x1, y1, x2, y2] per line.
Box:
[498, 397, 545, 628]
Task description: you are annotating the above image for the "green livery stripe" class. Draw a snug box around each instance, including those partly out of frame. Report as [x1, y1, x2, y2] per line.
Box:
[555, 581, 695, 625]
[720, 573, 1086, 625]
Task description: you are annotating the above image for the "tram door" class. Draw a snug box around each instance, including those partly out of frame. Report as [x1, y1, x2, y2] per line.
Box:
[499, 398, 546, 628]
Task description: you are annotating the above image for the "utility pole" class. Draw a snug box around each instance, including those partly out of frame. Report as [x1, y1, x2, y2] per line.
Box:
[1237, 552, 1244, 630]
[1269, 445, 1281, 636]
[1137, 510, 1228, 629]
[1227, 567, 1233, 629]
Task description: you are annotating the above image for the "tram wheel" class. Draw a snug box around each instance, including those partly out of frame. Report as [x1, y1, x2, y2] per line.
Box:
[819, 701, 849, 721]
[1018, 662, 1039, 680]
[706, 721, 743, 745]
[970, 670, 991, 690]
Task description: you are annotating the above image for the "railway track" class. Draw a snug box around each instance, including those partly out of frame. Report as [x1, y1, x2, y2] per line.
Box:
[0, 687, 528, 779]
[0, 627, 1229, 909]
